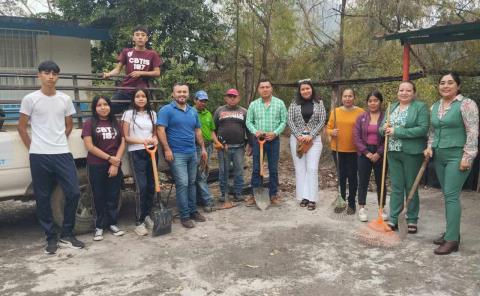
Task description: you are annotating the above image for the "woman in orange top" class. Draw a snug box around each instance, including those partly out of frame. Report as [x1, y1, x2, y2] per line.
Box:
[326, 88, 364, 214]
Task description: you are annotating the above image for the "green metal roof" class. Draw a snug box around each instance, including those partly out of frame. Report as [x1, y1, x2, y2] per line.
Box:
[381, 21, 480, 45]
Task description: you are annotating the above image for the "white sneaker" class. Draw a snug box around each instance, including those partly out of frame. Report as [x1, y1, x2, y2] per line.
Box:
[358, 208, 368, 222]
[382, 209, 389, 221]
[109, 225, 125, 236]
[144, 215, 154, 230]
[93, 228, 104, 241]
[135, 223, 148, 236]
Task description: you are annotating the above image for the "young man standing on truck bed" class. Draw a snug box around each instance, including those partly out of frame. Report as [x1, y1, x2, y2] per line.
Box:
[18, 60, 85, 254]
[103, 26, 162, 115]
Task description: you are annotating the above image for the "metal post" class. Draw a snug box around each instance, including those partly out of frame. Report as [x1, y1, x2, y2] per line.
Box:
[402, 43, 410, 81]
[72, 74, 82, 128]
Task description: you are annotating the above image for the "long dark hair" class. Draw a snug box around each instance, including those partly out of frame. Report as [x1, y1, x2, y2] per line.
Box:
[129, 88, 156, 134]
[90, 95, 120, 145]
[295, 80, 320, 104]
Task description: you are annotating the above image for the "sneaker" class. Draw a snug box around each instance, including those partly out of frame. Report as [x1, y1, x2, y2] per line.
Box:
[135, 223, 148, 236]
[181, 218, 195, 228]
[346, 207, 356, 215]
[109, 225, 125, 236]
[59, 235, 85, 249]
[245, 196, 256, 207]
[271, 196, 282, 205]
[144, 216, 154, 229]
[44, 238, 58, 254]
[93, 228, 104, 241]
[191, 212, 206, 222]
[382, 209, 389, 221]
[358, 208, 368, 222]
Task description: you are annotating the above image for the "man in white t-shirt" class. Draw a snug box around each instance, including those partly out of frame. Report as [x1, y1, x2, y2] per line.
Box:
[18, 61, 85, 254]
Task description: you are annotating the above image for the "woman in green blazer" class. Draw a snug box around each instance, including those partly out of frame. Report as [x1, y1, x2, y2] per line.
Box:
[380, 81, 429, 234]
[424, 72, 478, 255]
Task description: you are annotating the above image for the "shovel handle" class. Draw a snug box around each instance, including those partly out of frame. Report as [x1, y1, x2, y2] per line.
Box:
[405, 157, 429, 206]
[258, 137, 266, 177]
[145, 144, 161, 193]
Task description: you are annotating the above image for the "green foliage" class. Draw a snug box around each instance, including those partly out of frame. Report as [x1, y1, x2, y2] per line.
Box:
[54, 0, 225, 92]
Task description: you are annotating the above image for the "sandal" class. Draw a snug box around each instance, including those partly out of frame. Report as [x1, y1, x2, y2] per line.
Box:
[407, 224, 418, 234]
[300, 199, 309, 207]
[307, 202, 316, 211]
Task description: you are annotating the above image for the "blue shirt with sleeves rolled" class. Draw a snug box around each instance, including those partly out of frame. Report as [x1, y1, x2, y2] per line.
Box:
[156, 101, 200, 154]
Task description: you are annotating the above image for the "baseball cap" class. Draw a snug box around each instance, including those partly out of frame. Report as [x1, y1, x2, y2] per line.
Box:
[195, 90, 208, 100]
[225, 88, 239, 96]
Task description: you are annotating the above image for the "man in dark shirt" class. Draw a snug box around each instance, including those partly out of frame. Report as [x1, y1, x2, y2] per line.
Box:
[103, 26, 162, 115]
[213, 89, 248, 203]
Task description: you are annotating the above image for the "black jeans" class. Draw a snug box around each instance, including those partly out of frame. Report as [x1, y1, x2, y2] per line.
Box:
[30, 153, 80, 240]
[357, 145, 386, 206]
[332, 151, 358, 208]
[88, 163, 123, 229]
[129, 149, 155, 223]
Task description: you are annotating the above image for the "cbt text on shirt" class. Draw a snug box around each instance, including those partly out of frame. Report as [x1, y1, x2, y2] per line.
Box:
[118, 48, 163, 91]
[81, 119, 124, 165]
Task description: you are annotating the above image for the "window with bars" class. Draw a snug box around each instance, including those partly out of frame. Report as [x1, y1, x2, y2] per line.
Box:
[0, 29, 49, 121]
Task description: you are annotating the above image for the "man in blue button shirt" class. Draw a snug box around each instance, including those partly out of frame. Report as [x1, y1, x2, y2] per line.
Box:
[157, 83, 208, 228]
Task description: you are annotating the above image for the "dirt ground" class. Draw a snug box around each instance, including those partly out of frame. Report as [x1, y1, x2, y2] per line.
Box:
[1, 136, 480, 296]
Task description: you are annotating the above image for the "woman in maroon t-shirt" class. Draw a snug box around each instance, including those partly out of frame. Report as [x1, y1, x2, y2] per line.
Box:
[82, 95, 126, 241]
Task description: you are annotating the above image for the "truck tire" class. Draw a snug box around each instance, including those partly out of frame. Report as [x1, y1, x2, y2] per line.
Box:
[51, 169, 94, 234]
[51, 168, 125, 234]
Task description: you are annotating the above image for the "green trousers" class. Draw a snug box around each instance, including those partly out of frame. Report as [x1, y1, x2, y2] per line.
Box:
[387, 151, 423, 225]
[434, 147, 470, 242]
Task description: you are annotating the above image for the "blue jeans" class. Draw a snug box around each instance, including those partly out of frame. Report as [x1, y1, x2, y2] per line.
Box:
[29, 153, 80, 240]
[251, 137, 280, 197]
[196, 144, 213, 206]
[129, 149, 155, 223]
[218, 146, 245, 196]
[170, 152, 198, 219]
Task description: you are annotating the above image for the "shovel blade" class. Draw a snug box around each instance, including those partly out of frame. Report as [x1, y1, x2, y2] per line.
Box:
[253, 187, 270, 211]
[151, 207, 173, 237]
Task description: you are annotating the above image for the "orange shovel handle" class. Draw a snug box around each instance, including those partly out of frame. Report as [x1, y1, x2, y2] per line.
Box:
[145, 144, 161, 193]
[258, 138, 266, 177]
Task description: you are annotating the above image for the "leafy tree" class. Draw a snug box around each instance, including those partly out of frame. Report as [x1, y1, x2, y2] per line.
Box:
[54, 0, 226, 92]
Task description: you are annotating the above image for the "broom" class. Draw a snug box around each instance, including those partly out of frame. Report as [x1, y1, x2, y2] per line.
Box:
[331, 106, 347, 213]
[356, 103, 401, 247]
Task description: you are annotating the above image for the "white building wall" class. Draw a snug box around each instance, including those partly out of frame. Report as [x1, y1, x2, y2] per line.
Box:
[37, 35, 92, 101]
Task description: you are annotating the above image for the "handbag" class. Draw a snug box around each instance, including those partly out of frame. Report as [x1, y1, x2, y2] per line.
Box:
[296, 140, 313, 158]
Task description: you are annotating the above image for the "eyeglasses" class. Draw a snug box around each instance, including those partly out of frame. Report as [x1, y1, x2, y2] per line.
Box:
[298, 78, 312, 84]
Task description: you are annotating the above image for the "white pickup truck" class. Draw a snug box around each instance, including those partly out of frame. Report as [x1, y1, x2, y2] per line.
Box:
[0, 127, 131, 233]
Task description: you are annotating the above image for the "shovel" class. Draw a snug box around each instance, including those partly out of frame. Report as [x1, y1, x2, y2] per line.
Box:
[254, 135, 270, 211]
[145, 144, 173, 236]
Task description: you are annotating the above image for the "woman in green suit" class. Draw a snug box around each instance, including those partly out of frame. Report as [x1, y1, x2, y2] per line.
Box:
[424, 72, 478, 255]
[381, 81, 429, 234]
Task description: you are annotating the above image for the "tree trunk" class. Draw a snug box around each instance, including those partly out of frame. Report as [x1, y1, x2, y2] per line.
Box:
[244, 60, 254, 105]
[332, 0, 347, 111]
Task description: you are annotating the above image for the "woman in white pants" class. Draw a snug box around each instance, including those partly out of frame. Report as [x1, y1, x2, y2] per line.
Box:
[287, 79, 326, 210]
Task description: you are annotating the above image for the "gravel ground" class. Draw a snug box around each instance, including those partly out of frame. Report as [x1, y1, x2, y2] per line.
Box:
[1, 136, 479, 296]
